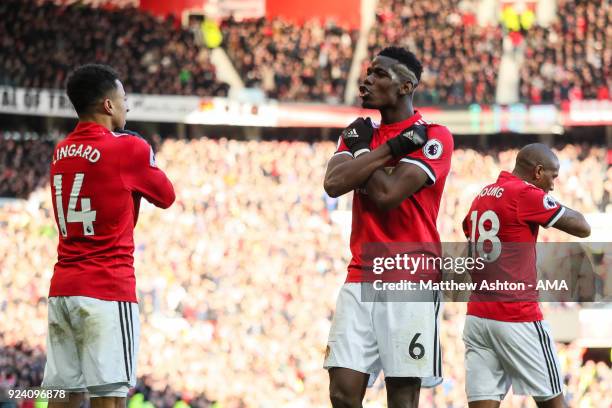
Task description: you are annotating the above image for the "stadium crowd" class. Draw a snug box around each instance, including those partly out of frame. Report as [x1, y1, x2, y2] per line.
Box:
[520, 0, 611, 104]
[3, 0, 610, 107]
[363, 0, 503, 106]
[0, 132, 56, 199]
[1, 134, 611, 407]
[221, 17, 357, 104]
[0, 0, 228, 96]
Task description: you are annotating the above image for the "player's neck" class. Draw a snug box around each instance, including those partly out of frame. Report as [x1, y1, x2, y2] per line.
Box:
[379, 102, 414, 125]
[512, 168, 531, 183]
[77, 114, 114, 132]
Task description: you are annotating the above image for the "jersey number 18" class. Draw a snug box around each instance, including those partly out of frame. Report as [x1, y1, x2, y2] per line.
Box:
[469, 210, 501, 262]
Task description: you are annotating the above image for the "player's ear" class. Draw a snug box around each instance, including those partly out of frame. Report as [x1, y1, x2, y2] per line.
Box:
[102, 98, 113, 116]
[534, 164, 544, 180]
[399, 80, 413, 96]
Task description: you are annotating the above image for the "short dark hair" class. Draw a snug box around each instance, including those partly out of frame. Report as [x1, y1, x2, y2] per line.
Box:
[378, 46, 423, 82]
[66, 64, 120, 116]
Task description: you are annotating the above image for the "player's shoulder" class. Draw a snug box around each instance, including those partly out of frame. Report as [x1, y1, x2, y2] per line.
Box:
[498, 177, 547, 208]
[514, 179, 544, 195]
[424, 122, 452, 141]
[416, 120, 452, 161]
[110, 130, 150, 151]
[416, 117, 453, 146]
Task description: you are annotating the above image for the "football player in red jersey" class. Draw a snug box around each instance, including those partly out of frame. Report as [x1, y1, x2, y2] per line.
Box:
[42, 64, 175, 408]
[323, 47, 453, 408]
[462, 144, 590, 407]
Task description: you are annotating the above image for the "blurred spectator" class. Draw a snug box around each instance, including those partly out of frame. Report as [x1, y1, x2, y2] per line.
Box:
[0, 132, 55, 198]
[361, 0, 502, 106]
[222, 17, 357, 104]
[520, 0, 611, 104]
[0, 0, 229, 97]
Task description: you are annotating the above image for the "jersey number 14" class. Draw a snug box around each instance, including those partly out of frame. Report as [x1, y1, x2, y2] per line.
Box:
[53, 173, 97, 237]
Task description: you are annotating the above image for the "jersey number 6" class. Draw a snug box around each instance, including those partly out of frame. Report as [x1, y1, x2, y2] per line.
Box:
[409, 332, 425, 360]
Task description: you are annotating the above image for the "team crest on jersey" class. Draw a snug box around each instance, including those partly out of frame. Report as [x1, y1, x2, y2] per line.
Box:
[543, 194, 558, 210]
[423, 139, 443, 159]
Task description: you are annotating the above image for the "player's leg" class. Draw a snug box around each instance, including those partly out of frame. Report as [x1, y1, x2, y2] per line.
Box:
[489, 320, 564, 404]
[329, 367, 369, 408]
[374, 290, 443, 408]
[87, 383, 131, 408]
[534, 394, 567, 408]
[67, 298, 139, 403]
[47, 392, 85, 408]
[88, 396, 127, 408]
[88, 397, 120, 408]
[42, 297, 88, 402]
[385, 377, 420, 408]
[324, 283, 381, 408]
[467, 400, 501, 408]
[463, 316, 510, 406]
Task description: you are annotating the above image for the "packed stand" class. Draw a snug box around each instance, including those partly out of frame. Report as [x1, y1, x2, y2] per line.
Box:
[362, 0, 503, 106]
[221, 17, 357, 103]
[520, 0, 611, 104]
[0, 0, 228, 96]
[0, 136, 610, 407]
[0, 131, 58, 199]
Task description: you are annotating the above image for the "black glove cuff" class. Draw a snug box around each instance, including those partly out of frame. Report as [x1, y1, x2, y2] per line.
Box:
[386, 138, 404, 158]
[386, 125, 428, 158]
[350, 141, 371, 155]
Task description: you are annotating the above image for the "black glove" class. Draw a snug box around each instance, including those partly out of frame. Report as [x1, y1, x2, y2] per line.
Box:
[341, 117, 374, 157]
[386, 124, 428, 158]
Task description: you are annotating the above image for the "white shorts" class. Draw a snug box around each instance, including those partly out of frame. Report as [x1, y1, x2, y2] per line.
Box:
[42, 296, 140, 397]
[323, 283, 443, 388]
[463, 315, 563, 402]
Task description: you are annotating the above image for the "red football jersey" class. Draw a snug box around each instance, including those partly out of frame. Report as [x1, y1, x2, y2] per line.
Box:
[335, 111, 454, 282]
[463, 171, 566, 322]
[49, 122, 175, 302]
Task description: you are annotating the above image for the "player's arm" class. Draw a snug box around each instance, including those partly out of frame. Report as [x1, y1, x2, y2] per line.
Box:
[365, 124, 430, 210]
[365, 162, 429, 210]
[121, 136, 175, 209]
[518, 189, 590, 238]
[551, 206, 591, 238]
[324, 117, 390, 197]
[323, 145, 393, 197]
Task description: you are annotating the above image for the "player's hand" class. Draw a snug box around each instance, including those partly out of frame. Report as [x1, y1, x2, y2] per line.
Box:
[386, 124, 427, 158]
[341, 117, 374, 157]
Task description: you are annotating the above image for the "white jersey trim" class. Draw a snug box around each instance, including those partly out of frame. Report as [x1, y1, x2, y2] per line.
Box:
[545, 206, 566, 228]
[334, 151, 354, 158]
[400, 158, 436, 184]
